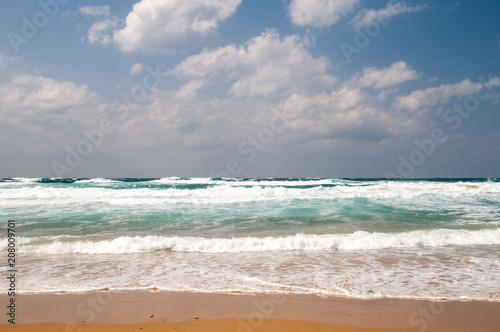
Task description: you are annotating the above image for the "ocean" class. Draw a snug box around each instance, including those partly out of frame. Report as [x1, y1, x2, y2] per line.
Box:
[1, 177, 499, 301]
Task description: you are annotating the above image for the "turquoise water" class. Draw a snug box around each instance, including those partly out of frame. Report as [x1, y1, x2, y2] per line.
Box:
[1, 178, 499, 299]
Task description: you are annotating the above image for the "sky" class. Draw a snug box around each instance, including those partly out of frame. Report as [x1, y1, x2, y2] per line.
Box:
[0, 0, 499, 178]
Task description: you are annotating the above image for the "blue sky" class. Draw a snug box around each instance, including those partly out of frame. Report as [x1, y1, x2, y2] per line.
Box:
[0, 0, 499, 178]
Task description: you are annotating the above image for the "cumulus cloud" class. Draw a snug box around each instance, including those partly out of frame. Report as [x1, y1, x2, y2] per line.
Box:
[350, 1, 427, 29]
[0, 74, 98, 111]
[0, 74, 103, 133]
[0, 53, 16, 69]
[353, 61, 419, 89]
[79, 6, 111, 16]
[289, 0, 359, 28]
[0, 72, 108, 176]
[171, 30, 335, 97]
[130, 63, 145, 75]
[113, 0, 242, 53]
[78, 5, 119, 45]
[279, 84, 420, 139]
[175, 79, 206, 99]
[396, 77, 500, 111]
[88, 19, 119, 45]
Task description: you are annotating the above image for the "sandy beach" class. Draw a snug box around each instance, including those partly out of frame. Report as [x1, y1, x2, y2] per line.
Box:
[2, 291, 499, 331]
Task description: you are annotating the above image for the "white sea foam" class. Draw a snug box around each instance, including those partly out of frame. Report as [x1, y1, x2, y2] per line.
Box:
[11, 244, 500, 301]
[13, 228, 500, 255]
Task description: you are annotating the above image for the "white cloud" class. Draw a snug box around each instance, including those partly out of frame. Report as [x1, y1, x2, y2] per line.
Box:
[0, 74, 102, 127]
[0, 74, 98, 115]
[280, 88, 369, 134]
[279, 84, 419, 139]
[289, 0, 359, 28]
[350, 1, 427, 29]
[113, 0, 242, 53]
[171, 30, 335, 98]
[79, 6, 111, 16]
[353, 61, 419, 89]
[395, 77, 500, 111]
[78, 6, 119, 46]
[175, 79, 206, 99]
[0, 73, 107, 171]
[130, 63, 145, 75]
[0, 53, 16, 69]
[88, 19, 119, 45]
[109, 88, 274, 152]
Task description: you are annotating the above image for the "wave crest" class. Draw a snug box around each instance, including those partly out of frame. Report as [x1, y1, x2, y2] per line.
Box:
[13, 228, 500, 255]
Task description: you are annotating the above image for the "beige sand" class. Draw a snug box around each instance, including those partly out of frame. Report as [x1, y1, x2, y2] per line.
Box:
[2, 291, 499, 331]
[0, 320, 460, 332]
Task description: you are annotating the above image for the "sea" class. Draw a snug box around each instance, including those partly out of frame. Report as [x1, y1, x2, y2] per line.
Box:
[1, 177, 499, 301]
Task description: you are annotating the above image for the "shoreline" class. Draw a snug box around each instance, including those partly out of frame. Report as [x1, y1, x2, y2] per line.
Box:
[2, 290, 500, 331]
